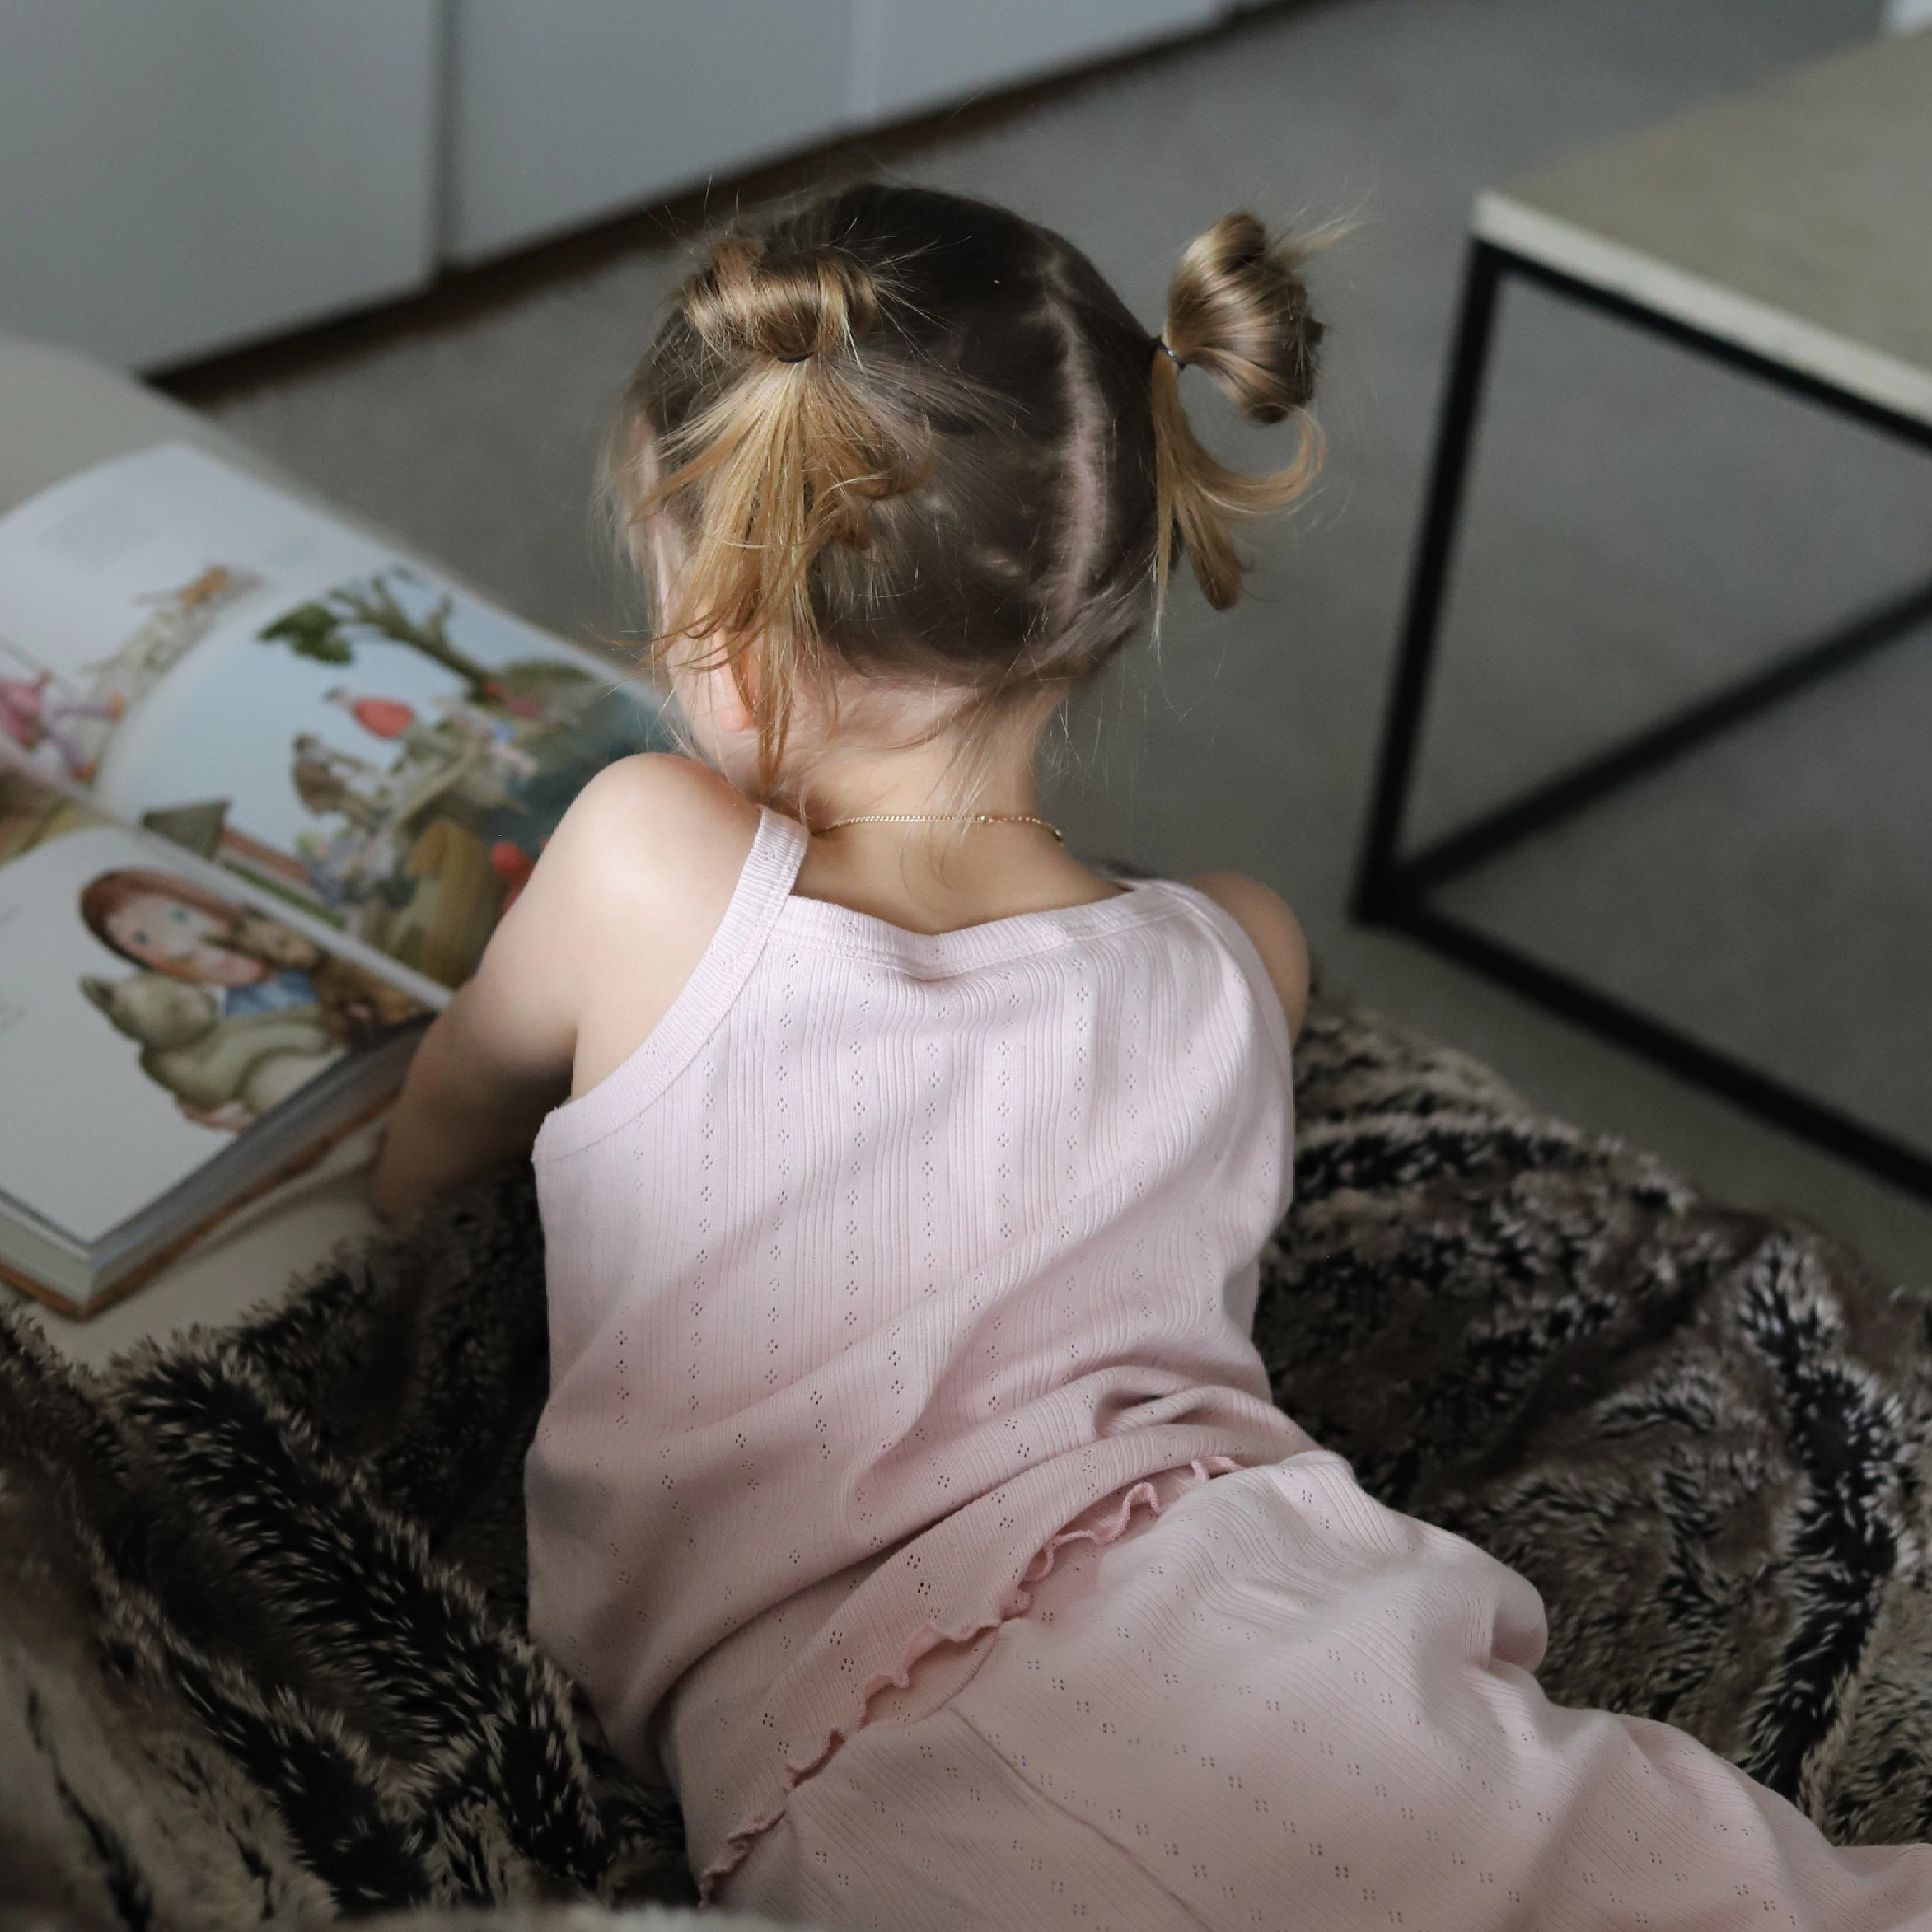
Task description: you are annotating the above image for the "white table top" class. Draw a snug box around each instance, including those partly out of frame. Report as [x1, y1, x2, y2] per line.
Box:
[1476, 29, 1932, 429]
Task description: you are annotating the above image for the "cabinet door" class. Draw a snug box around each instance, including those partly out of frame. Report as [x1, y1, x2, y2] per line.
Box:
[852, 0, 1223, 124]
[0, 0, 438, 370]
[445, 0, 854, 264]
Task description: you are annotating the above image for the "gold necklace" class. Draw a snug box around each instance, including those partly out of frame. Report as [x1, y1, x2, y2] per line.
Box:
[816, 811, 1064, 844]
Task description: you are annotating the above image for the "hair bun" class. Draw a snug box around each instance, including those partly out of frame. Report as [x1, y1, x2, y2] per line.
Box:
[1149, 211, 1326, 611]
[1162, 212, 1322, 423]
[685, 232, 879, 365]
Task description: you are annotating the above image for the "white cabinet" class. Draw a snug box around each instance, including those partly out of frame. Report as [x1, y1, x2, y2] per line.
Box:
[849, 0, 1223, 124]
[0, 0, 439, 370]
[0, 1, 1237, 367]
[444, 0, 855, 264]
[445, 0, 1233, 266]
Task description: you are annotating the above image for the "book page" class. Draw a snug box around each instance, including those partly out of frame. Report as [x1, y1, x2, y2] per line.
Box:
[0, 443, 673, 986]
[0, 762, 426, 1247]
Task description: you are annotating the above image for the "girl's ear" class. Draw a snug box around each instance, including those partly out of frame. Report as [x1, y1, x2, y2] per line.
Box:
[714, 648, 756, 737]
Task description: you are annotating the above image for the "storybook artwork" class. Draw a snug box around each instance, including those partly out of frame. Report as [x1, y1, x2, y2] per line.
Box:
[73, 860, 420, 1133]
[256, 567, 648, 983]
[0, 439, 672, 1317]
[0, 442, 673, 988]
[0, 756, 432, 1316]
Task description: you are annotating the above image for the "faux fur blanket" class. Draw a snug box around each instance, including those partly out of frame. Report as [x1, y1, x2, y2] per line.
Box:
[5, 996, 1930, 1930]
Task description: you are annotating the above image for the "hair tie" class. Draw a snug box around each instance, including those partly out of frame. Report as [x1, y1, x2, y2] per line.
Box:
[773, 350, 815, 364]
[1154, 336, 1187, 371]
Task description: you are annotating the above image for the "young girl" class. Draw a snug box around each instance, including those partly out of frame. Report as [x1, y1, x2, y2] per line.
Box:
[372, 185, 1932, 1930]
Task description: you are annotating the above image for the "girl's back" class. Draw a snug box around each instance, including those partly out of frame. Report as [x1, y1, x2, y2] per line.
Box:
[373, 182, 1932, 1930]
[372, 177, 1328, 1906]
[526, 807, 1310, 1883]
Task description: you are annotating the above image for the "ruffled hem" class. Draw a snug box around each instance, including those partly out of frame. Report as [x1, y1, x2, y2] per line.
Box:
[697, 1455, 1240, 1902]
[1020, 1454, 1242, 1588]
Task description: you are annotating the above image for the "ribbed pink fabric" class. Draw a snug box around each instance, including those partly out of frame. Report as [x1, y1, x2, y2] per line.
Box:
[526, 810, 1312, 1892]
[723, 1457, 1932, 1932]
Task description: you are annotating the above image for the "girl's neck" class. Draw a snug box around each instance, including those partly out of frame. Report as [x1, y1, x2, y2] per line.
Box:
[784, 732, 1119, 938]
[795, 733, 1039, 828]
[788, 812, 1119, 938]
[673, 662, 1120, 936]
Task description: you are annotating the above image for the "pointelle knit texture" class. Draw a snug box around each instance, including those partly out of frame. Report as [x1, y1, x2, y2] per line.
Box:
[526, 810, 1311, 1893]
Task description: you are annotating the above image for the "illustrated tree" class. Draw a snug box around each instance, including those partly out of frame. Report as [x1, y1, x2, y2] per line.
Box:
[258, 571, 496, 702]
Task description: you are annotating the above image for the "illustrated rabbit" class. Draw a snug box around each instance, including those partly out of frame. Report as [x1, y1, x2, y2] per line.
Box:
[79, 971, 340, 1120]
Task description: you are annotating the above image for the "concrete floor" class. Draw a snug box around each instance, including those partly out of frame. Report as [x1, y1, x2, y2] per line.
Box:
[195, 0, 1932, 1285]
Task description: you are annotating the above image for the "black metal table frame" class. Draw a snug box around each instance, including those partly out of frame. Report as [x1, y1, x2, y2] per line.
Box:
[1353, 234, 1932, 1201]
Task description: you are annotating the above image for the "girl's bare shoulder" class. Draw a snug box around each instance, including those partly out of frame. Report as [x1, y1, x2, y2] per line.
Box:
[495, 755, 765, 1095]
[1181, 872, 1310, 1043]
[484, 752, 755, 983]
[544, 753, 760, 908]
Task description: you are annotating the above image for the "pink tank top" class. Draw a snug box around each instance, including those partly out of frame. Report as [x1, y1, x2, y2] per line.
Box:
[526, 810, 1312, 1889]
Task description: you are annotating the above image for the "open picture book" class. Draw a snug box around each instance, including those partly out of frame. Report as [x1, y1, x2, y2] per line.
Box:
[0, 442, 671, 1317]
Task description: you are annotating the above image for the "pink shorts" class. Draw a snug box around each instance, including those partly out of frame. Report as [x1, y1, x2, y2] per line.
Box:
[720, 1453, 1932, 1932]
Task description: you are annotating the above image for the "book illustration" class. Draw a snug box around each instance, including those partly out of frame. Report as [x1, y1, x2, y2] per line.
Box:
[0, 445, 671, 994]
[87, 562, 261, 715]
[79, 972, 339, 1134]
[246, 567, 638, 983]
[0, 804, 410, 1262]
[0, 741, 433, 1307]
[0, 641, 124, 783]
[138, 798, 230, 860]
[2, 761, 105, 863]
[0, 443, 669, 1312]
[75, 866, 421, 1131]
[1, 568, 260, 785]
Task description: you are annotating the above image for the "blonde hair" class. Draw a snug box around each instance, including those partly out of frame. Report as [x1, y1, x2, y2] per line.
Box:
[608, 186, 1323, 802]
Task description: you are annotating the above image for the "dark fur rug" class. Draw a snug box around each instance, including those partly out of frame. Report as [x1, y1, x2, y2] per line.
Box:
[6, 996, 1931, 1930]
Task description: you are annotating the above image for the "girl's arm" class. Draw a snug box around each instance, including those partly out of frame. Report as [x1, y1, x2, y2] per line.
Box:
[367, 980, 571, 1223]
[370, 754, 757, 1223]
[367, 879, 578, 1223]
